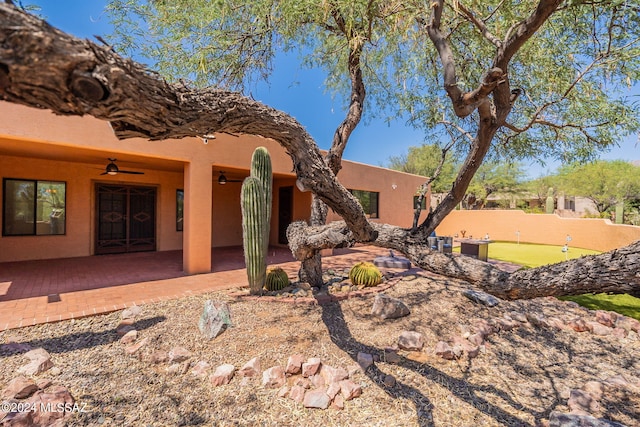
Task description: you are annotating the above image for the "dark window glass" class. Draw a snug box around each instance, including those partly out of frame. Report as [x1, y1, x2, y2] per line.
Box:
[349, 189, 379, 219]
[176, 189, 184, 231]
[3, 179, 66, 236]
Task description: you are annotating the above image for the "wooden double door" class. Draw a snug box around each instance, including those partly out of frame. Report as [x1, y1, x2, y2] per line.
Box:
[95, 184, 156, 254]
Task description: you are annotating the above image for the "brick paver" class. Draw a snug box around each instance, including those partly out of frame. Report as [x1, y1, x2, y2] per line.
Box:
[0, 246, 388, 332]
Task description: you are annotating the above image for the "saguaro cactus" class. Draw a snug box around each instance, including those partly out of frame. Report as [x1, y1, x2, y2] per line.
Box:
[241, 147, 273, 295]
[545, 187, 555, 214]
[241, 176, 267, 294]
[251, 146, 272, 250]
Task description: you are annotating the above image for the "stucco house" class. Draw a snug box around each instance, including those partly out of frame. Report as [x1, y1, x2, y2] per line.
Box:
[0, 102, 429, 274]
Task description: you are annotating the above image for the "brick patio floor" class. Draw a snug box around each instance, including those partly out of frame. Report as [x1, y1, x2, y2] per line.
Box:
[0, 246, 389, 332]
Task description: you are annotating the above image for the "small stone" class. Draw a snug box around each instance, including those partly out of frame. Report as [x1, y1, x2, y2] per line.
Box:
[568, 318, 591, 332]
[357, 352, 374, 371]
[616, 316, 640, 333]
[510, 311, 528, 323]
[289, 385, 306, 404]
[294, 377, 312, 389]
[119, 330, 138, 345]
[326, 382, 341, 400]
[36, 379, 53, 390]
[239, 357, 261, 377]
[371, 294, 411, 320]
[285, 354, 304, 375]
[586, 321, 612, 336]
[341, 285, 351, 293]
[462, 289, 500, 307]
[125, 337, 148, 355]
[467, 333, 484, 346]
[435, 341, 456, 360]
[191, 361, 211, 378]
[472, 319, 494, 337]
[320, 364, 349, 385]
[398, 331, 424, 351]
[611, 327, 628, 339]
[121, 305, 143, 319]
[330, 393, 345, 410]
[27, 386, 75, 426]
[383, 374, 396, 387]
[303, 389, 331, 409]
[198, 300, 232, 339]
[302, 358, 321, 378]
[168, 346, 193, 363]
[49, 367, 62, 376]
[595, 310, 617, 327]
[548, 411, 625, 427]
[339, 380, 362, 401]
[310, 374, 326, 388]
[1, 376, 38, 400]
[568, 389, 600, 413]
[277, 386, 290, 398]
[210, 364, 235, 387]
[525, 312, 548, 328]
[582, 381, 604, 400]
[262, 366, 286, 388]
[18, 348, 53, 375]
[116, 320, 136, 336]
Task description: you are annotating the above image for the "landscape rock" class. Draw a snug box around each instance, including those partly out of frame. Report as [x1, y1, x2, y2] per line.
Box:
[373, 254, 411, 269]
[289, 385, 306, 403]
[116, 320, 136, 336]
[595, 310, 617, 327]
[383, 348, 401, 364]
[434, 341, 457, 360]
[525, 312, 548, 328]
[371, 294, 410, 320]
[568, 318, 592, 333]
[262, 366, 286, 388]
[285, 354, 304, 375]
[616, 316, 640, 333]
[548, 411, 626, 427]
[472, 319, 494, 337]
[330, 393, 345, 410]
[582, 381, 604, 400]
[125, 337, 149, 355]
[191, 361, 211, 378]
[167, 362, 190, 375]
[210, 364, 235, 387]
[198, 300, 232, 339]
[462, 289, 500, 307]
[357, 352, 374, 371]
[611, 327, 628, 339]
[567, 389, 600, 413]
[25, 386, 75, 427]
[326, 382, 341, 400]
[17, 348, 53, 375]
[339, 380, 362, 401]
[398, 331, 424, 351]
[310, 374, 326, 388]
[467, 333, 484, 347]
[586, 321, 612, 336]
[168, 346, 193, 363]
[320, 364, 349, 385]
[294, 377, 312, 389]
[119, 329, 138, 344]
[277, 386, 289, 398]
[1, 376, 38, 400]
[239, 357, 261, 377]
[121, 305, 143, 319]
[302, 358, 321, 378]
[383, 374, 396, 387]
[303, 389, 331, 409]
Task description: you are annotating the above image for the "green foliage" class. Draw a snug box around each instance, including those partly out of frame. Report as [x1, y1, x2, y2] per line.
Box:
[264, 267, 290, 291]
[348, 261, 382, 287]
[241, 176, 267, 295]
[387, 144, 458, 193]
[464, 162, 526, 209]
[557, 160, 640, 215]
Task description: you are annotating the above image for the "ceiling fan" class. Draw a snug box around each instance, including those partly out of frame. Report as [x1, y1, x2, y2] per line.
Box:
[101, 158, 144, 176]
[218, 171, 242, 184]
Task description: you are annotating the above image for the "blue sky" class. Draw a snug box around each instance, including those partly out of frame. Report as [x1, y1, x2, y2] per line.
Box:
[27, 1, 639, 178]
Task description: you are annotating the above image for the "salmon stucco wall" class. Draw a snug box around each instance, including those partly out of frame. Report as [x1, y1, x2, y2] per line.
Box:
[436, 209, 640, 252]
[0, 155, 184, 262]
[327, 160, 429, 228]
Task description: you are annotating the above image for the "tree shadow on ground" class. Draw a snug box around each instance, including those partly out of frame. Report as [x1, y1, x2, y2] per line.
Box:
[320, 303, 536, 427]
[0, 316, 166, 356]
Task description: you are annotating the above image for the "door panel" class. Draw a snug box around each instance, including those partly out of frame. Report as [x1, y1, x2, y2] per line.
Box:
[96, 184, 156, 254]
[278, 186, 293, 244]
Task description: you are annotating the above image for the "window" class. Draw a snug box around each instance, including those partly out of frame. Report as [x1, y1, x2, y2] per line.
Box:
[176, 189, 184, 231]
[349, 189, 379, 219]
[3, 179, 66, 236]
[413, 196, 427, 210]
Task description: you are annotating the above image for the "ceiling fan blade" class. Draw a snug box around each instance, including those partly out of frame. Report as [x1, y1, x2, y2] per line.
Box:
[118, 170, 145, 174]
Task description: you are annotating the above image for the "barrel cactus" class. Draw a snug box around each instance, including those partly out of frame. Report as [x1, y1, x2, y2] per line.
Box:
[265, 267, 290, 291]
[349, 262, 382, 287]
[241, 176, 267, 294]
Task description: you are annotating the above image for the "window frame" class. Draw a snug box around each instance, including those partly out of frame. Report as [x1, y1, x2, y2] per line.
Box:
[349, 189, 379, 219]
[2, 178, 67, 236]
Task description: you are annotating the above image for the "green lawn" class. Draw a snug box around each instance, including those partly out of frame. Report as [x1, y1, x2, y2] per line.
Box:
[455, 241, 640, 320]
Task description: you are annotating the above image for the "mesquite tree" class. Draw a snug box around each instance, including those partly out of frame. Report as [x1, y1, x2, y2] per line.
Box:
[1, 2, 639, 299]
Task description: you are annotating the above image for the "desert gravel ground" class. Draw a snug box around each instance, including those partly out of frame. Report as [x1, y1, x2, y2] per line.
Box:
[1, 268, 639, 427]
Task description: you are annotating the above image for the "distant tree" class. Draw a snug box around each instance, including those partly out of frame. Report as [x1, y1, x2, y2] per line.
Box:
[387, 144, 458, 193]
[463, 162, 526, 209]
[523, 175, 562, 209]
[558, 160, 640, 216]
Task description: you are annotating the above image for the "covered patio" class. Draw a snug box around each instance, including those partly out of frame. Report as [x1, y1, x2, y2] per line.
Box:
[0, 245, 389, 331]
